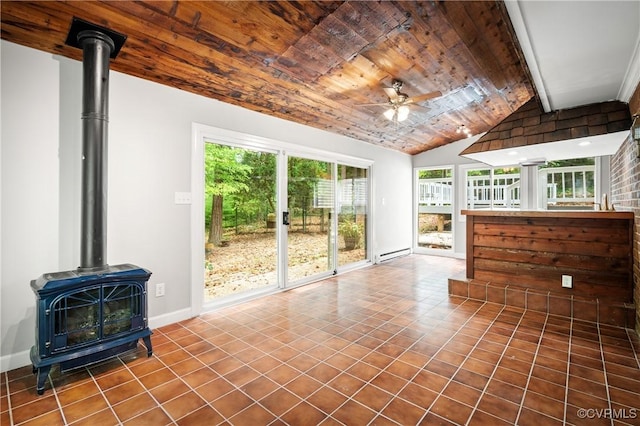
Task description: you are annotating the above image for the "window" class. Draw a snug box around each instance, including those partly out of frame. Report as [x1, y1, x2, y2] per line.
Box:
[538, 158, 595, 210]
[465, 167, 521, 209]
[416, 168, 453, 250]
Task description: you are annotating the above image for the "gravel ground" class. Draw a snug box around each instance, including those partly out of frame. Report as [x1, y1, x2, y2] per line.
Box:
[204, 231, 365, 300]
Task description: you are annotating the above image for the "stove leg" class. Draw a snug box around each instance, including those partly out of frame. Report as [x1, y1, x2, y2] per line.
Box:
[142, 335, 153, 357]
[35, 366, 51, 395]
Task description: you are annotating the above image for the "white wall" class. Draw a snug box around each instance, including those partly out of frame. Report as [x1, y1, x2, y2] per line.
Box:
[0, 41, 413, 371]
[1, 41, 62, 372]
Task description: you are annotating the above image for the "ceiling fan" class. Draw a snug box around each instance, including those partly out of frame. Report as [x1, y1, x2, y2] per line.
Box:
[360, 80, 442, 123]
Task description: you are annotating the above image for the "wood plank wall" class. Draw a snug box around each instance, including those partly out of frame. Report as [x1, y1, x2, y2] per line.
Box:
[464, 210, 634, 303]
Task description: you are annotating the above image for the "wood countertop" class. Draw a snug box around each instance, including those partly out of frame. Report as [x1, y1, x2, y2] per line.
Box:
[461, 209, 634, 220]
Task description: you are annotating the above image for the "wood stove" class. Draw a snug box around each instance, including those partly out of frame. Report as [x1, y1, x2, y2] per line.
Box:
[30, 265, 152, 394]
[30, 19, 152, 395]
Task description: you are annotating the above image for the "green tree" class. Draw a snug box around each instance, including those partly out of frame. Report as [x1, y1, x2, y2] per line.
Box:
[241, 151, 277, 216]
[419, 168, 452, 179]
[205, 144, 252, 246]
[541, 157, 595, 168]
[288, 158, 328, 232]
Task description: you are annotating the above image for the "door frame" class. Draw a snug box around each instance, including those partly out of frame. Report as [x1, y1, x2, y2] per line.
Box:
[191, 123, 373, 316]
[413, 166, 455, 256]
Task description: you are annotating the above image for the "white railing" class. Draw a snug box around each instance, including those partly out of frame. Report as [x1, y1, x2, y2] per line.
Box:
[313, 178, 368, 209]
[504, 180, 521, 208]
[418, 178, 453, 206]
[420, 165, 595, 210]
[540, 165, 594, 206]
[418, 175, 520, 208]
[465, 173, 521, 208]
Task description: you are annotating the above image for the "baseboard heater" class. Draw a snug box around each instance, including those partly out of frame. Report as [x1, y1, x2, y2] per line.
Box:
[376, 248, 411, 263]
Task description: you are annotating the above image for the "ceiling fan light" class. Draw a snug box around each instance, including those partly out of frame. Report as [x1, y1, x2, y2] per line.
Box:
[383, 108, 396, 121]
[397, 105, 410, 122]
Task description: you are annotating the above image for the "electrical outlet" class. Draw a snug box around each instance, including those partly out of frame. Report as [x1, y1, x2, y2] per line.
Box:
[562, 275, 572, 288]
[155, 282, 165, 297]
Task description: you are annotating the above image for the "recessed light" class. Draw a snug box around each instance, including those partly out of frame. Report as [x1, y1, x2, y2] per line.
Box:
[508, 150, 518, 156]
[578, 140, 591, 147]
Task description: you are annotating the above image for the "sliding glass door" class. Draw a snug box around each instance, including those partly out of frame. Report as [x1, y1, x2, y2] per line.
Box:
[287, 156, 334, 283]
[203, 143, 278, 302]
[337, 164, 368, 267]
[196, 128, 371, 307]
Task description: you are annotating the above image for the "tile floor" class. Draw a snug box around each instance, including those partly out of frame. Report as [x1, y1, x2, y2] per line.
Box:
[2, 255, 640, 425]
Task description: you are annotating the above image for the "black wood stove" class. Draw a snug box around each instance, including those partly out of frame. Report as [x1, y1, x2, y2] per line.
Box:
[30, 19, 152, 395]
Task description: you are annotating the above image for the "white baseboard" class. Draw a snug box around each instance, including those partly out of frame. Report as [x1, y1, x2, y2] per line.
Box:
[149, 308, 193, 330]
[1, 349, 31, 373]
[1, 308, 194, 374]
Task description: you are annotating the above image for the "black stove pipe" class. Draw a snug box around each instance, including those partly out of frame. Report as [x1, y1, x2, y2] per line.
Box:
[78, 30, 114, 272]
[65, 18, 127, 272]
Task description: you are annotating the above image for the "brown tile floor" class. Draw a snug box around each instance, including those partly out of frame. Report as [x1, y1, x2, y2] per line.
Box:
[2, 255, 640, 425]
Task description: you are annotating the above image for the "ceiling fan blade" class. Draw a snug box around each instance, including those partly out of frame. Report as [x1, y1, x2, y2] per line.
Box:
[405, 90, 442, 104]
[383, 87, 399, 101]
[411, 104, 431, 112]
[356, 102, 392, 107]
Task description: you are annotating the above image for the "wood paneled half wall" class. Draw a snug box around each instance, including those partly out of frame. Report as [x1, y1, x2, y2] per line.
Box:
[450, 210, 635, 327]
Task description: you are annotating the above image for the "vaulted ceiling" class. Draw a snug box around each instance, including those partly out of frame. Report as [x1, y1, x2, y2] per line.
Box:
[1, 1, 539, 155]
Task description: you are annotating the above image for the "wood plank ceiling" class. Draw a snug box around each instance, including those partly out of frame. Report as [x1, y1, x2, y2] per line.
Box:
[0, 1, 536, 155]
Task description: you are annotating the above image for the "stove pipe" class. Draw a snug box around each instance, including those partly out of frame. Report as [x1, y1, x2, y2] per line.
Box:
[66, 18, 127, 272]
[78, 30, 112, 271]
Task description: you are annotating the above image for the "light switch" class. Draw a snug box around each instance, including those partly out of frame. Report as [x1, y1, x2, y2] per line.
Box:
[174, 192, 192, 205]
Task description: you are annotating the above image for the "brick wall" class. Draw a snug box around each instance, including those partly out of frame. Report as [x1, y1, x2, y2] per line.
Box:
[610, 83, 640, 335]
